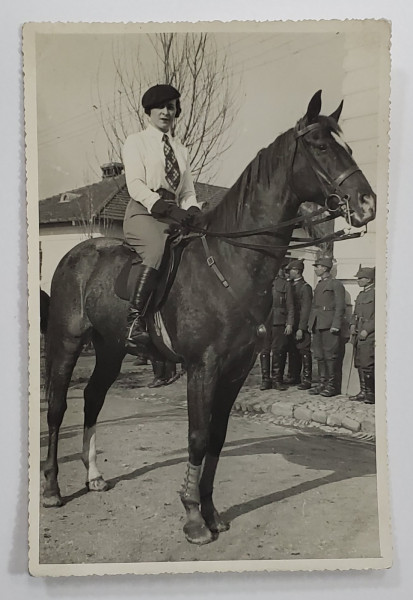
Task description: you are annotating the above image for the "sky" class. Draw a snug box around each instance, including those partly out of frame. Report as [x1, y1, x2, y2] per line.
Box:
[35, 29, 347, 199]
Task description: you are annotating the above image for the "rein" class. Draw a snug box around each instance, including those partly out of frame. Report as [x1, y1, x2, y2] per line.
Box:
[170, 119, 366, 337]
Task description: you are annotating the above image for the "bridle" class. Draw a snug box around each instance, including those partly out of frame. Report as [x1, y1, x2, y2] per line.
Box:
[170, 119, 366, 336]
[181, 118, 365, 253]
[291, 120, 362, 223]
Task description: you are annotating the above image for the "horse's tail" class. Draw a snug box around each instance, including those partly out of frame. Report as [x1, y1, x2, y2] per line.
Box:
[40, 289, 50, 334]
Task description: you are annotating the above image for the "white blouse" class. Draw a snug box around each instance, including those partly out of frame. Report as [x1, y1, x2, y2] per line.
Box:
[122, 124, 200, 214]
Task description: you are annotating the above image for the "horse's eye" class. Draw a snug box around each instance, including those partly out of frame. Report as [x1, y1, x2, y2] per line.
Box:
[317, 144, 327, 152]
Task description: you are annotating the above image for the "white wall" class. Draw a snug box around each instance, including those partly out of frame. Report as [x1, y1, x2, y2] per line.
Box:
[334, 31, 379, 300]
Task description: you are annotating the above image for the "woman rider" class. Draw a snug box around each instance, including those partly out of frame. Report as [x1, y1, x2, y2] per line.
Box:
[122, 84, 202, 351]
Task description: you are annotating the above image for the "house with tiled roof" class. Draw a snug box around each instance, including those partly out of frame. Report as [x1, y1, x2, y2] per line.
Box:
[39, 163, 228, 293]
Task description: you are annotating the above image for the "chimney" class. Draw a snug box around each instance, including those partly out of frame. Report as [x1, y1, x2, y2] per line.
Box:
[101, 162, 124, 179]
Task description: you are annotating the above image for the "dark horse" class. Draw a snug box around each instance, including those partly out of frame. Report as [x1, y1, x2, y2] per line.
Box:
[43, 91, 376, 544]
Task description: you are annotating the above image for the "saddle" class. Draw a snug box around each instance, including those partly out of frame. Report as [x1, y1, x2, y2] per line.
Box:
[115, 229, 200, 362]
[114, 230, 192, 309]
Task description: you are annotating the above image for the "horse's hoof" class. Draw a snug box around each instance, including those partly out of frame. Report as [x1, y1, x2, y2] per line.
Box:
[207, 517, 230, 534]
[86, 476, 109, 492]
[43, 493, 64, 508]
[202, 509, 230, 533]
[183, 521, 215, 545]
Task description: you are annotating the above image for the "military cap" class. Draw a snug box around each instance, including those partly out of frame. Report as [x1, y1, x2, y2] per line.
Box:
[142, 84, 181, 112]
[287, 258, 304, 271]
[313, 256, 333, 269]
[280, 257, 291, 268]
[355, 265, 375, 280]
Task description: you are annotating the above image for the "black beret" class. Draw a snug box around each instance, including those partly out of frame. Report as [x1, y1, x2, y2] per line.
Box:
[141, 84, 181, 111]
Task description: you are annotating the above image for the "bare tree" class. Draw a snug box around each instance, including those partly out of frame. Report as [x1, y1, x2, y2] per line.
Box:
[95, 33, 240, 182]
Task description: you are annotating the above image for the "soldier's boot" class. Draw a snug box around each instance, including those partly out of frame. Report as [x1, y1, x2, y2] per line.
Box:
[125, 266, 158, 351]
[363, 369, 375, 404]
[133, 353, 148, 366]
[349, 368, 366, 402]
[259, 353, 272, 390]
[284, 365, 302, 384]
[284, 352, 302, 385]
[148, 360, 167, 388]
[298, 352, 312, 390]
[320, 359, 338, 397]
[271, 352, 288, 391]
[309, 360, 326, 395]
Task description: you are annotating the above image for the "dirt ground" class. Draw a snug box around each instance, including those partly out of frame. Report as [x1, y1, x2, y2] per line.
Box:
[38, 355, 380, 565]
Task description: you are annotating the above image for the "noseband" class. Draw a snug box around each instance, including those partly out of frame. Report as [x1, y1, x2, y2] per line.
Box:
[292, 121, 361, 221]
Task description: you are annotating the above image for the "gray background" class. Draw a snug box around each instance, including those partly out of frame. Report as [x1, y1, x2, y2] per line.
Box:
[1, 0, 411, 597]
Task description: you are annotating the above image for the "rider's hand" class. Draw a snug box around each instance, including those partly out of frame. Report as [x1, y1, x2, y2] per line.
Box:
[169, 205, 193, 225]
[151, 199, 190, 225]
[284, 324, 293, 335]
[295, 329, 303, 341]
[186, 206, 202, 217]
[359, 329, 368, 340]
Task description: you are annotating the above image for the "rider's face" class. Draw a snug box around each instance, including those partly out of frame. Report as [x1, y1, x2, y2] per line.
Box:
[149, 100, 177, 132]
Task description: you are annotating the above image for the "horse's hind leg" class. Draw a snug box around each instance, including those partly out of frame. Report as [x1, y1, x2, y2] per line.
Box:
[43, 334, 85, 507]
[82, 332, 124, 492]
[200, 375, 246, 534]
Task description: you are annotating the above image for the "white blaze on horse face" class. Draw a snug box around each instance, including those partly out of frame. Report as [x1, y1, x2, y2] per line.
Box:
[331, 131, 352, 155]
[82, 425, 101, 482]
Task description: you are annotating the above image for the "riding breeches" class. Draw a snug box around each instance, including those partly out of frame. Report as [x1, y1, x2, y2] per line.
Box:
[123, 199, 168, 269]
[312, 329, 340, 361]
[354, 336, 375, 369]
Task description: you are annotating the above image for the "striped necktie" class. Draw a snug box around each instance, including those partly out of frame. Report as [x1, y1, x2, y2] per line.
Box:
[163, 134, 181, 191]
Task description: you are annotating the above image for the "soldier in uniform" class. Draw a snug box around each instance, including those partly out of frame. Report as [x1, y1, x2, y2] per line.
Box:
[308, 257, 346, 397]
[349, 266, 375, 404]
[287, 259, 314, 390]
[259, 260, 294, 391]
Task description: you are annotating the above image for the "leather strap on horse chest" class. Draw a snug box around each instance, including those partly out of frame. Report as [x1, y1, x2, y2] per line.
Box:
[200, 235, 267, 339]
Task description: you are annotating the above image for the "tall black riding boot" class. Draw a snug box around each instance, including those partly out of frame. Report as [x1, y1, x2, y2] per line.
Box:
[259, 353, 272, 390]
[320, 359, 337, 397]
[309, 360, 326, 395]
[125, 265, 158, 351]
[363, 368, 375, 404]
[349, 368, 366, 402]
[285, 350, 302, 385]
[298, 352, 312, 390]
[272, 352, 288, 391]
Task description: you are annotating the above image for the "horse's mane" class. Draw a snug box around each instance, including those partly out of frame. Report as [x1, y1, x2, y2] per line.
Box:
[201, 115, 342, 233]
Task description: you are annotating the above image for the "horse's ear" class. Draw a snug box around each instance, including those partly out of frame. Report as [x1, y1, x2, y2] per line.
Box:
[305, 90, 322, 124]
[329, 100, 344, 123]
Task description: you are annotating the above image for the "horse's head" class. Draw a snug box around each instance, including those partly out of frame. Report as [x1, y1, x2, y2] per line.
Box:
[290, 90, 376, 227]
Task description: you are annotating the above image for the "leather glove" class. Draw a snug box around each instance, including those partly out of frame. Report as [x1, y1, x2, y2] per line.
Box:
[186, 206, 202, 217]
[151, 199, 190, 224]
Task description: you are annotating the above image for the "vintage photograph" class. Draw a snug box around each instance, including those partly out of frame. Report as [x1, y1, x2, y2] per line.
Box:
[24, 20, 391, 575]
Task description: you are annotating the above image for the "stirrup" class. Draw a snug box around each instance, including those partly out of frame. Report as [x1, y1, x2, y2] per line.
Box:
[126, 316, 150, 346]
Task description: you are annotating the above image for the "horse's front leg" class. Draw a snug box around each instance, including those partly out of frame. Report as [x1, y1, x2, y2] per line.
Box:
[180, 363, 217, 545]
[200, 375, 245, 533]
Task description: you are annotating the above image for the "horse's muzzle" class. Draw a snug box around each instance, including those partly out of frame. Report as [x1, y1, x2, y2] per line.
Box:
[350, 193, 376, 226]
